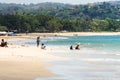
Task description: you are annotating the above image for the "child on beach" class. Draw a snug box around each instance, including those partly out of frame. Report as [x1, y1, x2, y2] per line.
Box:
[41, 43, 46, 49]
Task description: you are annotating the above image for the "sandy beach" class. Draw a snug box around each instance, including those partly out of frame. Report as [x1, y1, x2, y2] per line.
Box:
[0, 41, 66, 80]
[18, 32, 120, 37]
[1, 32, 120, 40]
[0, 32, 120, 80]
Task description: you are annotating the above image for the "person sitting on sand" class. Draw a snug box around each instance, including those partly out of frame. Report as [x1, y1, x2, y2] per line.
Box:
[70, 45, 73, 50]
[0, 39, 8, 47]
[41, 43, 46, 49]
[75, 45, 80, 50]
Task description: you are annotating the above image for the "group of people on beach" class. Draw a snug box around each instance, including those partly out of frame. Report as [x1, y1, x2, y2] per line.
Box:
[37, 36, 80, 50]
[70, 44, 80, 50]
[0, 36, 45, 49]
[36, 36, 46, 49]
[0, 39, 8, 47]
[0, 36, 80, 50]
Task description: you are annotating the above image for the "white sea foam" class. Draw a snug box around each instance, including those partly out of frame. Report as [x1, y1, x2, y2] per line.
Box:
[45, 36, 69, 40]
[33, 45, 120, 80]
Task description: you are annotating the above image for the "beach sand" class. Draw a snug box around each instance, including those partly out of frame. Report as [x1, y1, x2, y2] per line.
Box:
[0, 61, 53, 80]
[0, 32, 120, 80]
[0, 44, 67, 80]
[24, 32, 120, 36]
[1, 32, 120, 41]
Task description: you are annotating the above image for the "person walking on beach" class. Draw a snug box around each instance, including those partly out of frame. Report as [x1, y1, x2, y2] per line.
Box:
[36, 36, 40, 47]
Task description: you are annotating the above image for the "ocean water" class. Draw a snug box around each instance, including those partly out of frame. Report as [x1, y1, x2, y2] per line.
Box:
[9, 35, 120, 80]
[42, 35, 120, 53]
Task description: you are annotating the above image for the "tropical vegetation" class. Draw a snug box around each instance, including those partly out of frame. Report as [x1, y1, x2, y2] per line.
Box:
[0, 1, 120, 32]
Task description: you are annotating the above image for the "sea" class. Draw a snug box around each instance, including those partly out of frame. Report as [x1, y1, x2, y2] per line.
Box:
[9, 35, 120, 80]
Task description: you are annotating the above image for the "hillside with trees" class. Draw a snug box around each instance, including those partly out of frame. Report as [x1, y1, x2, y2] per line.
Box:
[0, 1, 120, 32]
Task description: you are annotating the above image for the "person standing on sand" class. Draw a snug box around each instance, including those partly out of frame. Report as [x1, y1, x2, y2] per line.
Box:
[36, 36, 40, 47]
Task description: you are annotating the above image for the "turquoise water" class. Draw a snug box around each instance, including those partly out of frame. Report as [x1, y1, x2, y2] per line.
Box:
[34, 36, 120, 80]
[9, 35, 120, 51]
[42, 35, 120, 52]
[9, 35, 120, 80]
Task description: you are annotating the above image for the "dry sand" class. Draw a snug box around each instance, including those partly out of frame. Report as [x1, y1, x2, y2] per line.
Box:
[25, 32, 120, 36]
[0, 45, 67, 80]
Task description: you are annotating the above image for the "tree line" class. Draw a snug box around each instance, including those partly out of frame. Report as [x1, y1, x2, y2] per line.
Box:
[0, 2, 120, 20]
[0, 14, 120, 33]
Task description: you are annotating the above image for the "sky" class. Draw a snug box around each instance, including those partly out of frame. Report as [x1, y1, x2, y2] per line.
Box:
[0, 0, 116, 5]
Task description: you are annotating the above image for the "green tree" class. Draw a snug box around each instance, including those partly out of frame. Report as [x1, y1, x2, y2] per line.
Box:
[46, 18, 62, 32]
[62, 19, 74, 32]
[0, 25, 8, 31]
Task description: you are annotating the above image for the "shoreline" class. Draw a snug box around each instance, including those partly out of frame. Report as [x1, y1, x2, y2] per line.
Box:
[0, 32, 120, 80]
[1, 32, 120, 40]
[24, 32, 120, 36]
